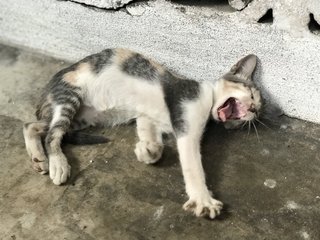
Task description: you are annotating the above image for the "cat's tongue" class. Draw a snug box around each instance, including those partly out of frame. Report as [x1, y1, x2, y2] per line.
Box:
[218, 98, 247, 122]
[218, 101, 233, 122]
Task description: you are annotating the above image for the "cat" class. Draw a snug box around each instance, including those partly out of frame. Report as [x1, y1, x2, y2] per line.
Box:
[23, 49, 262, 219]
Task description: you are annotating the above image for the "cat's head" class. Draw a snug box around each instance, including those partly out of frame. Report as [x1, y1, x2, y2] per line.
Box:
[211, 54, 262, 129]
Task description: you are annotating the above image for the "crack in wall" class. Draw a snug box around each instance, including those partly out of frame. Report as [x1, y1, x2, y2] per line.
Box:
[58, 0, 137, 11]
[59, 0, 149, 16]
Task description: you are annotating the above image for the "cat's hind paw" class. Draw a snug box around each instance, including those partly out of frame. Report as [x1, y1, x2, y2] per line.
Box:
[31, 156, 49, 175]
[49, 154, 71, 185]
[183, 196, 223, 219]
[134, 141, 163, 164]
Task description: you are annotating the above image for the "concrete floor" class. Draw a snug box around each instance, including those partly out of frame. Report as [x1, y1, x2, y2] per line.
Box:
[0, 44, 320, 240]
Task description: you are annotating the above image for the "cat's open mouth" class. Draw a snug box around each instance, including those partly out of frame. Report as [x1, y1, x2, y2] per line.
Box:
[217, 97, 247, 122]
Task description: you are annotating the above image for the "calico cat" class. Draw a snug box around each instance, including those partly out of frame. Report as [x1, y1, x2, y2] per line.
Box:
[23, 49, 261, 219]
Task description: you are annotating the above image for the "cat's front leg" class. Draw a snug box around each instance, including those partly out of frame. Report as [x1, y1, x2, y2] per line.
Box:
[177, 135, 223, 219]
[134, 116, 163, 164]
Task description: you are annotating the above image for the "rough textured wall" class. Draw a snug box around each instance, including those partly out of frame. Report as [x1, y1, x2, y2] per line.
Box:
[0, 0, 319, 123]
[235, 0, 320, 37]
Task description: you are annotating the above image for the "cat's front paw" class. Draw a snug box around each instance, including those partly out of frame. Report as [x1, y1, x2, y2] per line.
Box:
[49, 154, 71, 185]
[183, 195, 223, 219]
[134, 141, 163, 164]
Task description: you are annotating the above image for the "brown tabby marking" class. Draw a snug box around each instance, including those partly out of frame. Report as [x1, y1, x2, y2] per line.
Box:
[63, 62, 91, 85]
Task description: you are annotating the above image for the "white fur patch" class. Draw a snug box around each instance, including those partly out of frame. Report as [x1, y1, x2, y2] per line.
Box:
[50, 105, 63, 128]
[49, 154, 70, 185]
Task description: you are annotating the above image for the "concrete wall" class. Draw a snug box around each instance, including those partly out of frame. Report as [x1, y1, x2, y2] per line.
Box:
[0, 0, 319, 123]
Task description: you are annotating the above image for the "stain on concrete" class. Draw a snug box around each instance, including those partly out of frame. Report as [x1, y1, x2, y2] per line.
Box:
[19, 212, 37, 229]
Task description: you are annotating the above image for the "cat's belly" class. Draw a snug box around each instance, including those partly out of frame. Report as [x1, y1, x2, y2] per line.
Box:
[80, 66, 173, 131]
[75, 105, 137, 126]
[101, 108, 138, 126]
[76, 105, 173, 133]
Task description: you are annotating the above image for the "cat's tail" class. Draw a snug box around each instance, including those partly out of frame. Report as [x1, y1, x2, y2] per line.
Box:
[63, 131, 109, 145]
[23, 122, 108, 173]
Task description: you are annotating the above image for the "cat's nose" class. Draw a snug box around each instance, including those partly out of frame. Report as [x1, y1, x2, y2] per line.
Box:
[248, 104, 256, 113]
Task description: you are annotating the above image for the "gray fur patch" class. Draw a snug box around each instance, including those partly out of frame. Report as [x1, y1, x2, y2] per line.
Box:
[161, 71, 200, 136]
[122, 53, 157, 80]
[36, 64, 82, 122]
[86, 49, 114, 74]
[223, 74, 253, 87]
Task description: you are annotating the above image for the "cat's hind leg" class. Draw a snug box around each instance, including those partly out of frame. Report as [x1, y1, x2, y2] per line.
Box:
[46, 102, 80, 185]
[23, 121, 49, 174]
[134, 116, 164, 164]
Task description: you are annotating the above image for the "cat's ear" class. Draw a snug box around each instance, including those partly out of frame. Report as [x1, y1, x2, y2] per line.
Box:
[228, 54, 257, 81]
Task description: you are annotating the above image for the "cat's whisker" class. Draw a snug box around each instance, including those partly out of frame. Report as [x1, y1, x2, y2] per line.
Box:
[252, 121, 260, 142]
[255, 118, 271, 130]
[241, 121, 248, 130]
[247, 121, 251, 136]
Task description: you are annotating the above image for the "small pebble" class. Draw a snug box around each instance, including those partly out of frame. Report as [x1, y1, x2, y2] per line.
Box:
[300, 231, 310, 240]
[286, 200, 300, 210]
[264, 179, 277, 188]
[260, 148, 270, 156]
[280, 124, 288, 130]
